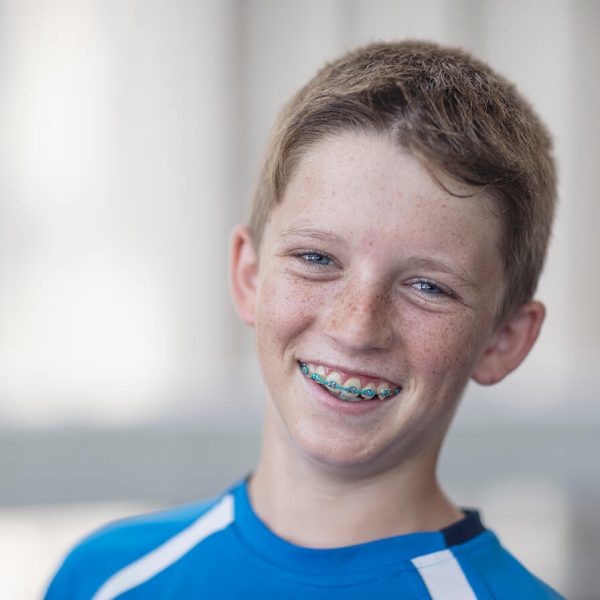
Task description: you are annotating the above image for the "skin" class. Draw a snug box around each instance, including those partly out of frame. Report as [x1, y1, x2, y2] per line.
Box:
[230, 131, 545, 548]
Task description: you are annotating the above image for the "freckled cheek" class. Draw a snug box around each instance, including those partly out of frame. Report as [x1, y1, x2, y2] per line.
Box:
[406, 319, 483, 382]
[255, 273, 322, 343]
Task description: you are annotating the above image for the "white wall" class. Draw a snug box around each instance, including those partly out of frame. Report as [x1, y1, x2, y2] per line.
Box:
[0, 0, 242, 425]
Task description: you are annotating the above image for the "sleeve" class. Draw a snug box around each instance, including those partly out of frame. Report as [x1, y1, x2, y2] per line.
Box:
[455, 533, 566, 600]
[44, 544, 103, 600]
[42, 501, 214, 599]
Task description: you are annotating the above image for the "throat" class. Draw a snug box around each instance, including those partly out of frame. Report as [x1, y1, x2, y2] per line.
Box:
[248, 458, 461, 548]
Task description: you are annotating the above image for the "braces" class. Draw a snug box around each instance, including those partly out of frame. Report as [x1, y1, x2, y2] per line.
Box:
[299, 362, 400, 398]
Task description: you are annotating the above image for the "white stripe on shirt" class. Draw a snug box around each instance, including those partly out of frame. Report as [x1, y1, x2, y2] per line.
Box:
[91, 494, 234, 600]
[412, 548, 477, 599]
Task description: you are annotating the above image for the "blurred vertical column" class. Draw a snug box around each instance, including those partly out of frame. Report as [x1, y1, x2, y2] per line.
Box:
[563, 3, 600, 597]
[567, 0, 600, 404]
[108, 0, 245, 421]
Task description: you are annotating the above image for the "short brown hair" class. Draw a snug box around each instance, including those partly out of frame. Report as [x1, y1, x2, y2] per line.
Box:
[249, 40, 556, 321]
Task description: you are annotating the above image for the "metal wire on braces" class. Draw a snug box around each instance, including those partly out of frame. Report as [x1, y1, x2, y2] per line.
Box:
[300, 362, 400, 398]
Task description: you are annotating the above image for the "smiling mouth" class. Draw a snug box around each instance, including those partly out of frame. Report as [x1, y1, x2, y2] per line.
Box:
[299, 361, 401, 402]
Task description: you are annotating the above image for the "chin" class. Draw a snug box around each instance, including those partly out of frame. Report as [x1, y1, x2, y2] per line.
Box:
[292, 426, 398, 473]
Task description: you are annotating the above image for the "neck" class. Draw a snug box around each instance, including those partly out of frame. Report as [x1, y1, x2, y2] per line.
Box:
[248, 407, 463, 549]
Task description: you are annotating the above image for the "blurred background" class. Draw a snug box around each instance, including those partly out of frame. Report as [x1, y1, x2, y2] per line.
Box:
[0, 0, 598, 598]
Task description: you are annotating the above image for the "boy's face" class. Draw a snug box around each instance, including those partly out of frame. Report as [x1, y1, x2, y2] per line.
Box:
[235, 132, 518, 470]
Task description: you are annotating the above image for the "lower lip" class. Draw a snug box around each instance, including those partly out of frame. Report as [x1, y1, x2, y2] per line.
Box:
[299, 368, 397, 416]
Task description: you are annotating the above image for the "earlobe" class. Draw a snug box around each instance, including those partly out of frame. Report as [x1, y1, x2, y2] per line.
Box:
[471, 301, 546, 386]
[229, 225, 259, 327]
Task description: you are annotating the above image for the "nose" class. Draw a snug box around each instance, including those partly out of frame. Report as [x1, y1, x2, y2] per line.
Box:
[322, 280, 394, 352]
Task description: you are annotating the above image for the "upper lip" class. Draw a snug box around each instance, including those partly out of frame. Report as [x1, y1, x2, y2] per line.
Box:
[298, 358, 402, 387]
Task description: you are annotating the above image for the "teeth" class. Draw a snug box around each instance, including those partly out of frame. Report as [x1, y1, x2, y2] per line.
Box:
[377, 383, 392, 400]
[325, 371, 342, 395]
[339, 377, 361, 401]
[360, 382, 377, 400]
[312, 365, 326, 385]
[300, 362, 400, 401]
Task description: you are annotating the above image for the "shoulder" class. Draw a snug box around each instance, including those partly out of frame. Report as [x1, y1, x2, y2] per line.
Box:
[44, 490, 235, 600]
[453, 530, 565, 599]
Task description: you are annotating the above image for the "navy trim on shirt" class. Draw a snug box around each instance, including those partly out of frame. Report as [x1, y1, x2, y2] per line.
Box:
[441, 509, 485, 547]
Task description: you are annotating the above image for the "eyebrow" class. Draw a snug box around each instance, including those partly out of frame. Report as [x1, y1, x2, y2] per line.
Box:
[278, 225, 347, 247]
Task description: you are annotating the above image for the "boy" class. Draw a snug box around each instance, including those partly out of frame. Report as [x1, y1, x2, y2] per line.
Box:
[46, 41, 563, 598]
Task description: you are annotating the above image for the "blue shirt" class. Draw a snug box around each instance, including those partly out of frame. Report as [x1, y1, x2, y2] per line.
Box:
[45, 479, 564, 599]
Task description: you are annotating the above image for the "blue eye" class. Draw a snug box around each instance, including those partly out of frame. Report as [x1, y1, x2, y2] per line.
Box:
[297, 252, 333, 267]
[411, 280, 447, 297]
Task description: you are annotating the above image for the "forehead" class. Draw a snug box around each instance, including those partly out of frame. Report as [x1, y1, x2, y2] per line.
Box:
[268, 133, 503, 270]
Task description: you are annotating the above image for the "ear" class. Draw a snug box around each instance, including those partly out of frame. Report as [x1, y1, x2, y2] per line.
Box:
[229, 225, 259, 327]
[471, 300, 545, 386]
